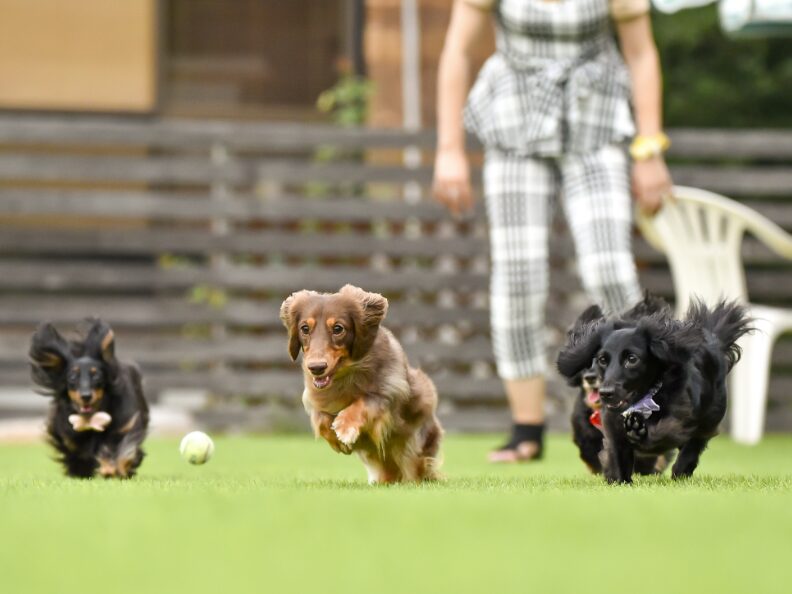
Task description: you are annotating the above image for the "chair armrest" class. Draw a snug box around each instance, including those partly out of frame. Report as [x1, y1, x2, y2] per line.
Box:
[634, 208, 666, 253]
[671, 185, 792, 261]
[742, 210, 792, 260]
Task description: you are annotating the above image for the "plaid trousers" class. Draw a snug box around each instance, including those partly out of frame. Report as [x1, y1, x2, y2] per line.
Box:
[484, 144, 642, 380]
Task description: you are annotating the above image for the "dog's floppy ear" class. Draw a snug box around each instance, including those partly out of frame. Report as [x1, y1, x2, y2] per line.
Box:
[574, 304, 604, 328]
[279, 290, 317, 361]
[557, 313, 607, 381]
[29, 322, 72, 393]
[340, 284, 388, 360]
[83, 318, 116, 363]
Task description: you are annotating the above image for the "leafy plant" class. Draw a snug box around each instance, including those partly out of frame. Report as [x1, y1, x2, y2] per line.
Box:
[190, 285, 228, 309]
[316, 58, 374, 127]
[654, 7, 792, 128]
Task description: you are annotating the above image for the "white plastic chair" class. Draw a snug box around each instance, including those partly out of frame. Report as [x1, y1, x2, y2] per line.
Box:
[636, 185, 792, 445]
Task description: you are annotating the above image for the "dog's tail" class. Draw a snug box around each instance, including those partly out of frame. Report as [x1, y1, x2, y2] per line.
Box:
[686, 299, 753, 372]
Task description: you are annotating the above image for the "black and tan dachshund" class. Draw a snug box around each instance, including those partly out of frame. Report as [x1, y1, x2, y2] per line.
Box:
[558, 299, 751, 484]
[29, 319, 149, 479]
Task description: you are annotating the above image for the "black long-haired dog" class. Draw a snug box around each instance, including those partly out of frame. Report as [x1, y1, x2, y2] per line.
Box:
[29, 319, 149, 478]
[566, 294, 674, 475]
[558, 299, 751, 484]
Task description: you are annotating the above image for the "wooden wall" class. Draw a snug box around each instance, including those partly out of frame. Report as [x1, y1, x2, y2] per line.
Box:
[0, 117, 791, 433]
[0, 0, 157, 112]
[165, 0, 346, 119]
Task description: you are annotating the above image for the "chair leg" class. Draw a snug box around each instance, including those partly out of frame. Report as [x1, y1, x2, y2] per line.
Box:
[729, 319, 776, 445]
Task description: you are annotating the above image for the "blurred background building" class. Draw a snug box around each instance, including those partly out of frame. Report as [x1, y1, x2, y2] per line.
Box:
[0, 0, 490, 124]
[2, 1, 790, 126]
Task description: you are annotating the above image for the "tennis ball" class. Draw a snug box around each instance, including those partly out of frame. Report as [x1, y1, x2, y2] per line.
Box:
[179, 431, 215, 465]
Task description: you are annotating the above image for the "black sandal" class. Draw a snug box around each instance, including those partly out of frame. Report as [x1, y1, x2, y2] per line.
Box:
[488, 424, 545, 463]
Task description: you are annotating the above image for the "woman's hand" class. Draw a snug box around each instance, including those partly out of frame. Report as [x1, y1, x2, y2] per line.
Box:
[432, 148, 474, 216]
[433, 2, 489, 217]
[632, 155, 672, 216]
[616, 14, 672, 216]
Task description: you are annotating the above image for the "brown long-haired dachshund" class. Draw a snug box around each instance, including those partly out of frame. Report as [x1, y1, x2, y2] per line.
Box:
[280, 285, 443, 484]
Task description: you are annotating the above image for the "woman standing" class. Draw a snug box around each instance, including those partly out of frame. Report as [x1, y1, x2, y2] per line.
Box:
[433, 0, 673, 462]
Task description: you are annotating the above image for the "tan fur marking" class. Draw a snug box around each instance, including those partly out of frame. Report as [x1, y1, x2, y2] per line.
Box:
[332, 399, 367, 446]
[311, 410, 351, 454]
[331, 345, 349, 360]
[100, 329, 114, 354]
[368, 410, 393, 453]
[118, 412, 140, 435]
[97, 457, 117, 478]
[38, 352, 65, 368]
[115, 456, 134, 478]
[68, 388, 104, 410]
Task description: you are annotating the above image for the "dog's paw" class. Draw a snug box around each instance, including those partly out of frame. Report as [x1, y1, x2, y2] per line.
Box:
[623, 412, 647, 444]
[331, 417, 361, 447]
[314, 414, 353, 454]
[97, 458, 117, 478]
[327, 437, 353, 455]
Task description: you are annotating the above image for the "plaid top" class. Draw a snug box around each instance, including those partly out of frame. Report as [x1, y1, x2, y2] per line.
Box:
[464, 0, 636, 156]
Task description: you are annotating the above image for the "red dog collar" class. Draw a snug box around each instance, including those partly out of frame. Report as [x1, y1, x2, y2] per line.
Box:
[589, 410, 602, 430]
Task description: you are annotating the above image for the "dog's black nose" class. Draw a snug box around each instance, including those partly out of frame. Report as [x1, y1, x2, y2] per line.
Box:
[598, 386, 615, 400]
[307, 362, 328, 376]
[583, 371, 598, 383]
[80, 393, 92, 404]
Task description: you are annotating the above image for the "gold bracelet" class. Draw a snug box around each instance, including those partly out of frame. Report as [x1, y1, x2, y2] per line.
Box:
[629, 132, 670, 161]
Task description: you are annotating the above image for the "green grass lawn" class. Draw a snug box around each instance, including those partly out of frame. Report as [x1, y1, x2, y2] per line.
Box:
[1, 433, 791, 594]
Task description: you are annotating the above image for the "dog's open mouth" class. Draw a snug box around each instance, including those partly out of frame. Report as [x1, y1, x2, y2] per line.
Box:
[585, 390, 601, 408]
[73, 401, 96, 414]
[605, 399, 627, 411]
[313, 375, 333, 390]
